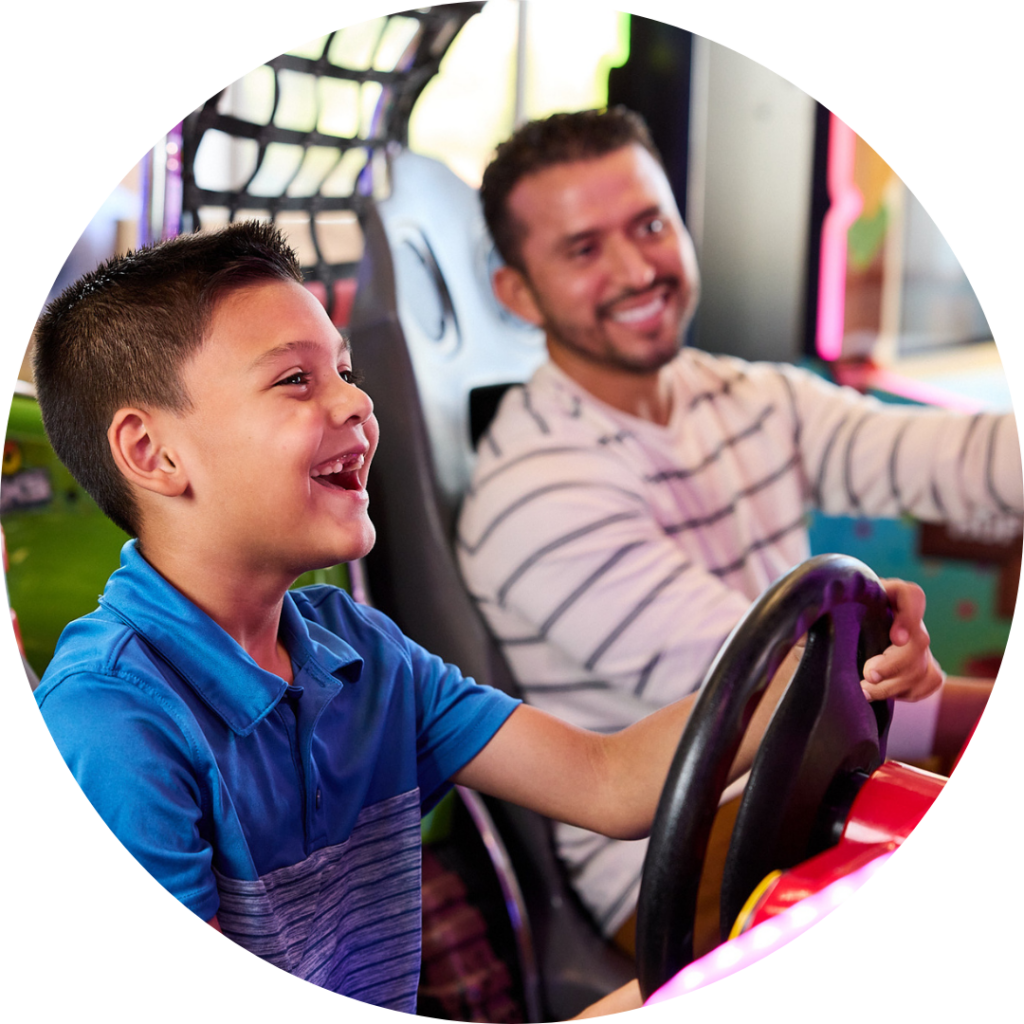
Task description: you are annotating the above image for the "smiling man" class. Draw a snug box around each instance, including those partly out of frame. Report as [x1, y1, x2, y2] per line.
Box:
[489, 127, 698, 421]
[457, 107, 1024, 945]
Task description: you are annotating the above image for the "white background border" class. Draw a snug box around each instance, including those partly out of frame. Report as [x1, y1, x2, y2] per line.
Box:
[4, 1, 1021, 1019]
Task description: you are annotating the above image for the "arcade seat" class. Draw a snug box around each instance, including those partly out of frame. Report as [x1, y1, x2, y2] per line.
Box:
[349, 149, 635, 1020]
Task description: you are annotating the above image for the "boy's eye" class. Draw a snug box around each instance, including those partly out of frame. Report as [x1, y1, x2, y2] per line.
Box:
[340, 368, 365, 387]
[275, 371, 310, 387]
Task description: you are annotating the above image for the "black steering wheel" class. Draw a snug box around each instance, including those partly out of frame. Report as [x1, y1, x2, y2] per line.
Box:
[635, 554, 895, 999]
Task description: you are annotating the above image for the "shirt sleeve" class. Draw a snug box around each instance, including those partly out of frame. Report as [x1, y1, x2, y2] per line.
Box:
[37, 672, 220, 921]
[405, 636, 521, 811]
[344, 600, 521, 812]
[778, 363, 1024, 530]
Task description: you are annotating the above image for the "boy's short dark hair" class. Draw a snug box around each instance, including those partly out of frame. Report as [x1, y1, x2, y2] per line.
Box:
[33, 220, 304, 537]
[480, 106, 663, 272]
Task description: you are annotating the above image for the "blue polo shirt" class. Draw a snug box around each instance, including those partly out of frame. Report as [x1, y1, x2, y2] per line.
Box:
[36, 541, 519, 1010]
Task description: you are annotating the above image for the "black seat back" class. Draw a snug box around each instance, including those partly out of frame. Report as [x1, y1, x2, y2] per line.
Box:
[349, 149, 544, 679]
[349, 149, 633, 1019]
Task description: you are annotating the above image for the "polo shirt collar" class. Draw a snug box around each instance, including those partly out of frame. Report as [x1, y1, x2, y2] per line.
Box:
[98, 541, 362, 736]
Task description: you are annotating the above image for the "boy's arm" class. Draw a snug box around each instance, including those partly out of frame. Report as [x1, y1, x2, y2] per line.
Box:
[454, 577, 936, 840]
[453, 645, 793, 839]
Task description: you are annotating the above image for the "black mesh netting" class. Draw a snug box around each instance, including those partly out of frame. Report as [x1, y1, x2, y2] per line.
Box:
[181, 4, 482, 323]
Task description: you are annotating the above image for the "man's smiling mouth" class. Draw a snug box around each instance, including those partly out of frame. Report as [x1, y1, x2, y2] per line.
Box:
[600, 280, 679, 326]
[311, 451, 366, 491]
[608, 292, 667, 324]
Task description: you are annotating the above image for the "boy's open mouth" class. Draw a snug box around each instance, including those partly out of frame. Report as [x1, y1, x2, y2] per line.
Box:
[311, 452, 366, 491]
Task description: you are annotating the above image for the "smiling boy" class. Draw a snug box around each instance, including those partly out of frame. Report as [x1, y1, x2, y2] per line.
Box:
[31, 221, 941, 1016]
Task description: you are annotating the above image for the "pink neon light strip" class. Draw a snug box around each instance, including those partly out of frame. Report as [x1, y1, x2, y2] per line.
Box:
[846, 366, 984, 413]
[644, 852, 893, 1004]
[816, 114, 864, 361]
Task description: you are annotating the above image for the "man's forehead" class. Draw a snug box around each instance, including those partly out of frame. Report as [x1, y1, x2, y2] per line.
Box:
[509, 144, 676, 235]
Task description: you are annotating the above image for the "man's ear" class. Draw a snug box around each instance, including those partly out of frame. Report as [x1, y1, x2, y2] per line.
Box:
[108, 408, 188, 498]
[492, 264, 545, 328]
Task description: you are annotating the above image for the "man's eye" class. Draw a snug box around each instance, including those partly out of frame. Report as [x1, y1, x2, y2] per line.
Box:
[644, 217, 665, 236]
[275, 371, 310, 387]
[340, 368, 365, 387]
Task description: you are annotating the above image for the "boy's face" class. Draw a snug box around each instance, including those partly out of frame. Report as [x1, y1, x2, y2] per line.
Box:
[166, 279, 378, 578]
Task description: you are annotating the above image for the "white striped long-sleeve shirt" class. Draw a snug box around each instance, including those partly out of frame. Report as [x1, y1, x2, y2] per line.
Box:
[456, 349, 1022, 934]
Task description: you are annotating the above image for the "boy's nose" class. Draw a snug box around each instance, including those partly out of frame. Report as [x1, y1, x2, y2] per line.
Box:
[328, 376, 374, 427]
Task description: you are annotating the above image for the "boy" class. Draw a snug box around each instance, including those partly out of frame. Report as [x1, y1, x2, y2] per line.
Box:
[32, 221, 939, 1016]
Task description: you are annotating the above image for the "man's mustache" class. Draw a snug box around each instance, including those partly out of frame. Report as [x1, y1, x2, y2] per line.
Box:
[596, 277, 682, 320]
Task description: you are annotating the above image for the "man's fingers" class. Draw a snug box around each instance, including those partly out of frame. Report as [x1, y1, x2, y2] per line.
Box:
[890, 623, 910, 646]
[881, 577, 927, 619]
[880, 578, 927, 646]
[861, 678, 898, 701]
[862, 674, 940, 703]
[864, 580, 941, 703]
[861, 653, 944, 703]
[863, 638, 921, 684]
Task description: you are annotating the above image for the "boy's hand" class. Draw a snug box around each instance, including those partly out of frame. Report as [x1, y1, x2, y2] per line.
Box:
[860, 578, 944, 703]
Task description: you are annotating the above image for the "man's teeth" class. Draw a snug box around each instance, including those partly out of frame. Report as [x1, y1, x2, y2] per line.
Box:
[311, 455, 363, 478]
[610, 294, 665, 324]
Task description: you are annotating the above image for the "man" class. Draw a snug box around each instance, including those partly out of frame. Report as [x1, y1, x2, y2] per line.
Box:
[457, 108, 1022, 944]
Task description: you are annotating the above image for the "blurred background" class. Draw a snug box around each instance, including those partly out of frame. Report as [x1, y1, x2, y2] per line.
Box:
[4, 1, 1015, 682]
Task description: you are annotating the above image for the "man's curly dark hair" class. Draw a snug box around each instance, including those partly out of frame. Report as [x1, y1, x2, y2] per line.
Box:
[480, 106, 663, 272]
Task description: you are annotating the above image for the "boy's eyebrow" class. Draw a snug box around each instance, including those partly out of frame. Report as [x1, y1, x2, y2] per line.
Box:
[248, 335, 350, 370]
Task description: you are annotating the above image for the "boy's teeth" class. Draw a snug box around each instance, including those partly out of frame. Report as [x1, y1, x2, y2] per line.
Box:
[312, 456, 360, 478]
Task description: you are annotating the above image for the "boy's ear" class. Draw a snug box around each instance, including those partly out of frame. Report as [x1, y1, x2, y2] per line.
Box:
[108, 408, 188, 498]
[492, 265, 545, 328]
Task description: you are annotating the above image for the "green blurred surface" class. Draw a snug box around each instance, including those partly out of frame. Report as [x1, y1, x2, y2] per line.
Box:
[3, 395, 129, 672]
[421, 789, 456, 844]
[2, 394, 349, 675]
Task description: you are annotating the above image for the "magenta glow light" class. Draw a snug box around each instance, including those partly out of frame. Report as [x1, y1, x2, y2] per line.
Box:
[815, 114, 863, 362]
[645, 852, 893, 1004]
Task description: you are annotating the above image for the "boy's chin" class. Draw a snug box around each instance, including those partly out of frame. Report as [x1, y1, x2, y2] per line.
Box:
[352, 521, 376, 560]
[307, 524, 376, 572]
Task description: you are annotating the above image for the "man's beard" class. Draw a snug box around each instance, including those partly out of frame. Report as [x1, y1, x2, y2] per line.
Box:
[538, 279, 689, 376]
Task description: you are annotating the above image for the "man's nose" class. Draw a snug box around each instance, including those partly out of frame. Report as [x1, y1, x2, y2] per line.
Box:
[605, 234, 656, 290]
[328, 375, 374, 428]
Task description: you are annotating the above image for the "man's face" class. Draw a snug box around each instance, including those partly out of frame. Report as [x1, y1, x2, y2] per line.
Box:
[168, 279, 378, 578]
[500, 144, 700, 375]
